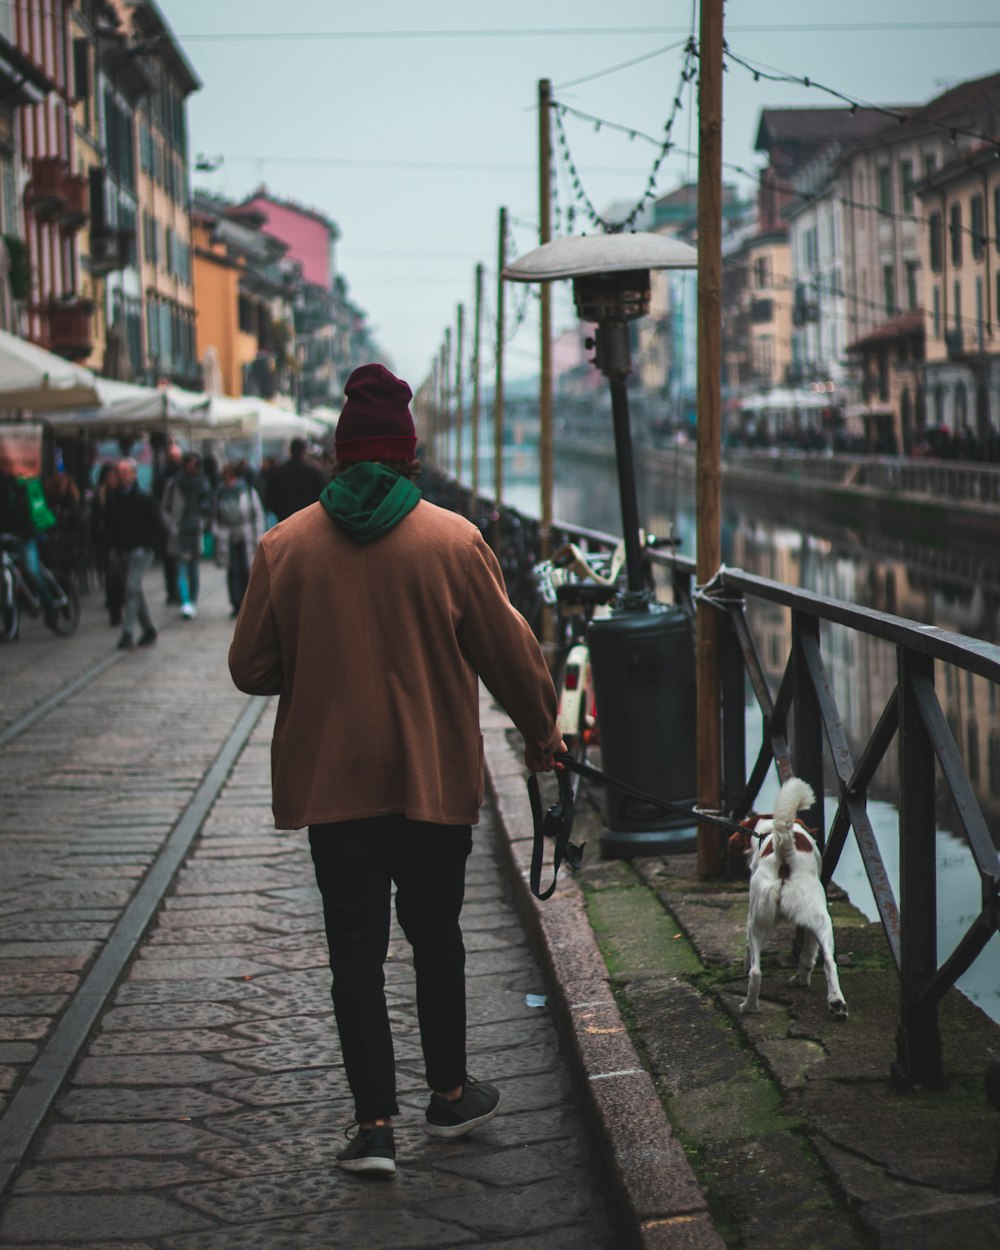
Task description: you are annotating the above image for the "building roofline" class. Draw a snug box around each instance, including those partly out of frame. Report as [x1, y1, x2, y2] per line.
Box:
[126, 1, 201, 95]
[236, 187, 341, 241]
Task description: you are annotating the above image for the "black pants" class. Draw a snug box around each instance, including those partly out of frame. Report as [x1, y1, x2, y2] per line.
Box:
[308, 815, 472, 1123]
[226, 541, 250, 612]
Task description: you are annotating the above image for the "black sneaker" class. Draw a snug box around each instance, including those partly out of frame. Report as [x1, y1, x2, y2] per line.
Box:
[336, 1124, 396, 1176]
[425, 1077, 500, 1138]
[116, 632, 135, 651]
[137, 627, 158, 647]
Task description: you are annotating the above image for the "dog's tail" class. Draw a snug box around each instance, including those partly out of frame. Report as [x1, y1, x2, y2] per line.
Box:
[771, 777, 815, 866]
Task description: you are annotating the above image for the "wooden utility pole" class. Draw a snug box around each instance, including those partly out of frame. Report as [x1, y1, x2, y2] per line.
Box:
[695, 0, 724, 877]
[538, 78, 554, 536]
[494, 206, 507, 515]
[471, 262, 484, 499]
[455, 303, 465, 486]
[443, 327, 452, 471]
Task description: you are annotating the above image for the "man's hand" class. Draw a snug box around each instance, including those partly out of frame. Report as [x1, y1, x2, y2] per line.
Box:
[524, 739, 568, 773]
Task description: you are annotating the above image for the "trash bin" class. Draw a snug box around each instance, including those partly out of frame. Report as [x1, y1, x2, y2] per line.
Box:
[588, 602, 697, 857]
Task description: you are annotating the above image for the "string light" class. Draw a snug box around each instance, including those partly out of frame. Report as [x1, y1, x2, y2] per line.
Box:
[722, 45, 1000, 155]
[551, 36, 697, 233]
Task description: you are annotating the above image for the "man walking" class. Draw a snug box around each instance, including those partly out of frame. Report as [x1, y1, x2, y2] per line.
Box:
[106, 458, 161, 651]
[229, 363, 564, 1177]
[264, 436, 326, 522]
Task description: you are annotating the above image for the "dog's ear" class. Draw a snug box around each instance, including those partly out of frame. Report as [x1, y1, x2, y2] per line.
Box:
[728, 829, 750, 856]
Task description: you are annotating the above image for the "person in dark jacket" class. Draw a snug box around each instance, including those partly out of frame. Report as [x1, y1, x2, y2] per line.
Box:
[42, 472, 86, 578]
[152, 442, 183, 604]
[105, 458, 162, 650]
[90, 463, 123, 623]
[161, 452, 211, 620]
[264, 438, 326, 522]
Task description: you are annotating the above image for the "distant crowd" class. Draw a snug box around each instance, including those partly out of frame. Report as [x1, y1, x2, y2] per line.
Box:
[0, 437, 329, 649]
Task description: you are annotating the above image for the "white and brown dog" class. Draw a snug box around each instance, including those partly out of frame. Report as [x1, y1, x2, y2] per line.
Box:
[728, 777, 848, 1019]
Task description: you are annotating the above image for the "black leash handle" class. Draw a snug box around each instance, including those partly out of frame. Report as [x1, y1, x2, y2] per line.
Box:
[527, 768, 585, 900]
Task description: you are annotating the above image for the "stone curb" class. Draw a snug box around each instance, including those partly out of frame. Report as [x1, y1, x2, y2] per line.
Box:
[481, 698, 725, 1250]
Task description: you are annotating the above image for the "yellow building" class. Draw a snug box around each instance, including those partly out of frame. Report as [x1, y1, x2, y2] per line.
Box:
[191, 193, 300, 400]
[918, 145, 1000, 442]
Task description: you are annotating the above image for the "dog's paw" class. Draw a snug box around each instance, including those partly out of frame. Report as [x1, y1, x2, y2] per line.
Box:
[828, 999, 849, 1020]
[788, 972, 811, 988]
[739, 1000, 758, 1014]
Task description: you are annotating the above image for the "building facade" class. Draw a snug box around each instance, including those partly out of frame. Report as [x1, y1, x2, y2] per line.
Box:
[13, 0, 92, 358]
[918, 143, 1000, 449]
[191, 190, 300, 400]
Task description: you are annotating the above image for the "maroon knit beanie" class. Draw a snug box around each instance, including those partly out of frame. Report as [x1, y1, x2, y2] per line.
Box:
[335, 363, 417, 464]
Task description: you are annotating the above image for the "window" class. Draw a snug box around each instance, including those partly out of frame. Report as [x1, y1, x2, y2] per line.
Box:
[164, 227, 174, 276]
[925, 153, 937, 177]
[995, 186, 1000, 251]
[971, 194, 985, 261]
[753, 256, 770, 289]
[804, 226, 819, 271]
[929, 212, 943, 273]
[932, 285, 941, 337]
[976, 277, 985, 347]
[883, 265, 896, 317]
[878, 166, 892, 213]
[901, 160, 914, 212]
[905, 260, 919, 310]
[954, 280, 962, 329]
[950, 203, 963, 267]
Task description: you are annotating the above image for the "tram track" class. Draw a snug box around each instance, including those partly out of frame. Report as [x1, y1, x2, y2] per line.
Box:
[0, 573, 268, 1198]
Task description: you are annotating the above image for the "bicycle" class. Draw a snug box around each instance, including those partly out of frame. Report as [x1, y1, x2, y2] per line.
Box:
[0, 533, 81, 642]
[533, 541, 626, 782]
[533, 532, 682, 790]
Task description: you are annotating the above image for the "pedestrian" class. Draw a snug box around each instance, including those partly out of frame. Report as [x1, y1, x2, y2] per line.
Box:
[42, 472, 86, 583]
[212, 462, 265, 617]
[264, 437, 326, 522]
[0, 456, 58, 624]
[229, 363, 565, 1177]
[161, 451, 211, 619]
[105, 458, 161, 650]
[152, 442, 184, 605]
[90, 463, 123, 624]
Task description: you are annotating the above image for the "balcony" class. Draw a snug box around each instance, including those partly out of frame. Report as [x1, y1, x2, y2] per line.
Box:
[28, 156, 66, 221]
[89, 226, 135, 276]
[58, 173, 89, 232]
[46, 299, 95, 361]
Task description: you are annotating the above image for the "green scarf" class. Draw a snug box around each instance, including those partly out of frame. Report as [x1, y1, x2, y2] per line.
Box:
[319, 462, 421, 545]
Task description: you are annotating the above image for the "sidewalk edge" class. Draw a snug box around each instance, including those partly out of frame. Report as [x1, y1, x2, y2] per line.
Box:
[481, 702, 726, 1250]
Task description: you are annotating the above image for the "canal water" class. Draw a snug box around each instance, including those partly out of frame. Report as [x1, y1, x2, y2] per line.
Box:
[484, 439, 1000, 1026]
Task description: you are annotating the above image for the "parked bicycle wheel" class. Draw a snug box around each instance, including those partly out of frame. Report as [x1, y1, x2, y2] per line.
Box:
[0, 564, 19, 642]
[42, 568, 80, 637]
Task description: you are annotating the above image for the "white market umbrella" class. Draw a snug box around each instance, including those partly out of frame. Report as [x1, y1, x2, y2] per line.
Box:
[0, 327, 100, 409]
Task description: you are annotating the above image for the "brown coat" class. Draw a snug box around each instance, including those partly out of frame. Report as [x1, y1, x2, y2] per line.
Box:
[228, 498, 560, 829]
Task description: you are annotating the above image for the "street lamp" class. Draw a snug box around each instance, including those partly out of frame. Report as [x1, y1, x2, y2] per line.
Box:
[504, 232, 697, 603]
[504, 231, 701, 856]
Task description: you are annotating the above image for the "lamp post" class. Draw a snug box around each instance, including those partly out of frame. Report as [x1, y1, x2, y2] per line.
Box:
[504, 232, 697, 604]
[504, 231, 702, 857]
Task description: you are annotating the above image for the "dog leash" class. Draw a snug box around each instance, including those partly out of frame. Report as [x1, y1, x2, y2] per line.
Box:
[527, 753, 747, 900]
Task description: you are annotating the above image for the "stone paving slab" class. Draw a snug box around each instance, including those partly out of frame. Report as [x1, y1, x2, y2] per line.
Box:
[0, 598, 626, 1248]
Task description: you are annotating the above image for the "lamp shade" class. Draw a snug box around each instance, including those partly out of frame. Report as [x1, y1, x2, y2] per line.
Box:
[503, 231, 697, 283]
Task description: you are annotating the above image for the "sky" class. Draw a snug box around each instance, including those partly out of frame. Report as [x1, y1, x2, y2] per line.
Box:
[168, 0, 1000, 393]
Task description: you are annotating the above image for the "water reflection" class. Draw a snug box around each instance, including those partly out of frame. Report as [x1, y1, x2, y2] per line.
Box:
[496, 443, 1000, 1025]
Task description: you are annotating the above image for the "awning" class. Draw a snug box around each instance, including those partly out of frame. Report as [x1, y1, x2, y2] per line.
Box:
[42, 379, 242, 435]
[0, 328, 100, 410]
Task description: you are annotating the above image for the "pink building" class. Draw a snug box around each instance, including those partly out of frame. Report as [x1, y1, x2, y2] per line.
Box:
[235, 188, 338, 290]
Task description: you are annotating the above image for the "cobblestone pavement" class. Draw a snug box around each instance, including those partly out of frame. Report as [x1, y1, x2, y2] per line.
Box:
[0, 566, 623, 1248]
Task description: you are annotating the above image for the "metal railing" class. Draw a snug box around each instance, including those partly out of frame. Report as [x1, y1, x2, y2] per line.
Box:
[425, 466, 1000, 1091]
